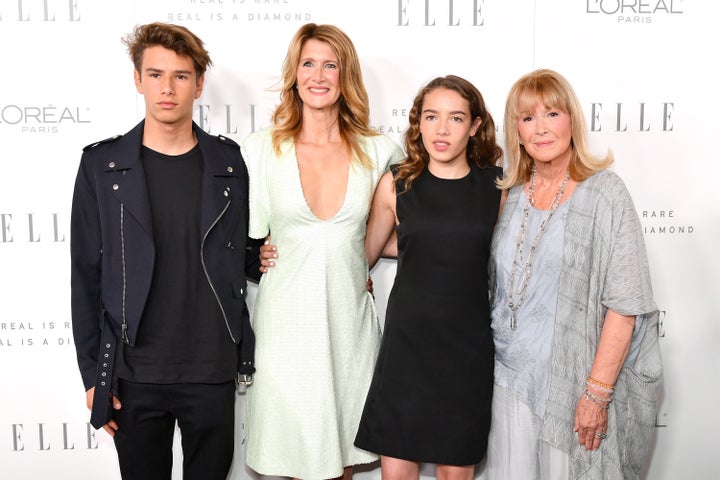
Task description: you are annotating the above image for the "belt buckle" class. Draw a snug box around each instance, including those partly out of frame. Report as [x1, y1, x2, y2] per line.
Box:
[237, 373, 253, 387]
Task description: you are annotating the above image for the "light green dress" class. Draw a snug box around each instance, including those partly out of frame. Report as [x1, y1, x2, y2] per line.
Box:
[241, 128, 404, 479]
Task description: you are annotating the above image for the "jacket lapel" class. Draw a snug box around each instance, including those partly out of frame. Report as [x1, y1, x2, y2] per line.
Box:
[196, 124, 235, 236]
[107, 121, 154, 238]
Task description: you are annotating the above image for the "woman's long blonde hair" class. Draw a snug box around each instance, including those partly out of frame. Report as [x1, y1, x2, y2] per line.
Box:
[270, 23, 376, 168]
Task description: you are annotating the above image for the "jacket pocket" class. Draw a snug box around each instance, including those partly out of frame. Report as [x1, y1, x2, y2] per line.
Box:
[232, 279, 247, 298]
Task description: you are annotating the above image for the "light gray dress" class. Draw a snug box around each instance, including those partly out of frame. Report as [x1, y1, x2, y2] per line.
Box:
[491, 190, 570, 418]
[241, 128, 404, 479]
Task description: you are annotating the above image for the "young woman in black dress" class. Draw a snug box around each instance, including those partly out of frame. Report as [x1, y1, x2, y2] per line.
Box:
[355, 75, 505, 480]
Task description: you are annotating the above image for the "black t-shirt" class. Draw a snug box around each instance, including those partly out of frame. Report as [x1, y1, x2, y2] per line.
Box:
[115, 144, 237, 384]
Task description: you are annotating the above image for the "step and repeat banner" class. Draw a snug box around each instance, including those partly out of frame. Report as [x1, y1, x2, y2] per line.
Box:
[1, 0, 717, 478]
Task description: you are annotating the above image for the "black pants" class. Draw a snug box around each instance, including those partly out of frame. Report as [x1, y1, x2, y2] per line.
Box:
[113, 380, 236, 480]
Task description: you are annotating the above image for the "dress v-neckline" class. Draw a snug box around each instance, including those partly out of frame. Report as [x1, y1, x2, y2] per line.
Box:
[292, 143, 351, 222]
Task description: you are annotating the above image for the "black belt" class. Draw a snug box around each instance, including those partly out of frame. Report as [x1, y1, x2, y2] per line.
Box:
[90, 317, 117, 429]
[237, 306, 255, 385]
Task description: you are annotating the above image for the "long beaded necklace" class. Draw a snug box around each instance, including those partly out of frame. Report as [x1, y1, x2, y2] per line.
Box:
[507, 165, 570, 330]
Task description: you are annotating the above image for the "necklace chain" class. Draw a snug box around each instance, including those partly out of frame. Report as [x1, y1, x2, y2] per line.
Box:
[507, 165, 570, 330]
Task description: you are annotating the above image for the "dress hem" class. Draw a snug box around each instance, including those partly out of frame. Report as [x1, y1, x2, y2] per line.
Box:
[246, 456, 379, 480]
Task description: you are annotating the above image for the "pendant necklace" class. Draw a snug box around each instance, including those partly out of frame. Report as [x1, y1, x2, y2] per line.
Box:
[507, 165, 570, 330]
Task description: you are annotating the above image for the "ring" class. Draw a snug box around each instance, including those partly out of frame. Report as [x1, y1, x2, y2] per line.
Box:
[594, 432, 608, 439]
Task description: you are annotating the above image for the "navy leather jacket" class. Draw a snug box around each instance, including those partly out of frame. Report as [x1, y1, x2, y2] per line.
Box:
[70, 120, 261, 426]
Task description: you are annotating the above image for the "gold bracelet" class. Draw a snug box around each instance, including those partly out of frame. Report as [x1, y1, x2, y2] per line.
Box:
[587, 376, 615, 391]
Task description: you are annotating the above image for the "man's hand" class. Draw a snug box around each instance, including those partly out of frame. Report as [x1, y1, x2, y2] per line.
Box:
[86, 387, 122, 437]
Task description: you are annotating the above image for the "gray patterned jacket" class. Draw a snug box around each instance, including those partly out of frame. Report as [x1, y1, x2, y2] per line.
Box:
[490, 169, 662, 479]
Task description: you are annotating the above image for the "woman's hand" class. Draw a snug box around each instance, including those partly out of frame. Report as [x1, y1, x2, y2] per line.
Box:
[574, 389, 609, 451]
[259, 237, 278, 274]
[366, 276, 374, 297]
[574, 309, 635, 450]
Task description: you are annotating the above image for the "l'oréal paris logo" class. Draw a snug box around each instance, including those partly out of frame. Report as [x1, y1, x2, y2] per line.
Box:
[0, 105, 91, 133]
[0, 0, 81, 21]
[397, 0, 486, 26]
[586, 0, 684, 24]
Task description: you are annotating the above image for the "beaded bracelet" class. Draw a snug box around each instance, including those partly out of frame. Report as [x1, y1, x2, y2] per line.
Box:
[587, 376, 615, 391]
[584, 389, 611, 409]
[585, 388, 612, 403]
[586, 380, 614, 395]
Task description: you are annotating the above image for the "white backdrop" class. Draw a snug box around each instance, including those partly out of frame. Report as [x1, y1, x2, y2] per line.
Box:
[0, 0, 717, 478]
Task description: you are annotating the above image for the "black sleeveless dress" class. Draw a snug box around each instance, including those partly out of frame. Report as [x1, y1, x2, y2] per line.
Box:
[355, 163, 501, 466]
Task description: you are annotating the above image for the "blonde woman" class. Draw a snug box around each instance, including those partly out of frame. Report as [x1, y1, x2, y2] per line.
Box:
[487, 69, 661, 479]
[241, 23, 404, 480]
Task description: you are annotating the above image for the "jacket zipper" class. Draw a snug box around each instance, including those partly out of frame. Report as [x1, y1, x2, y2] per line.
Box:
[225, 214, 241, 249]
[201, 199, 235, 343]
[120, 203, 129, 344]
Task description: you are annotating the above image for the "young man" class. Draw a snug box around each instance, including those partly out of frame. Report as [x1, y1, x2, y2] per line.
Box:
[70, 22, 261, 479]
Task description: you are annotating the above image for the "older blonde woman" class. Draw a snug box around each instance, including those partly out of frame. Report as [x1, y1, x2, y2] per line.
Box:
[486, 69, 662, 479]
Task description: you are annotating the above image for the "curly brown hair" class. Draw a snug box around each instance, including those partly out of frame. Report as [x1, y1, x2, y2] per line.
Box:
[396, 75, 503, 193]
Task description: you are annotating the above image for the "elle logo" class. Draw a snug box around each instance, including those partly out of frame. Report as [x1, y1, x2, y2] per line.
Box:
[11, 423, 99, 451]
[589, 102, 674, 132]
[0, 0, 81, 21]
[196, 104, 266, 136]
[397, 0, 486, 26]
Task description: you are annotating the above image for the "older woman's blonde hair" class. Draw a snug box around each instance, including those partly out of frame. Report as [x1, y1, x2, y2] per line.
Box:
[499, 69, 613, 189]
[270, 23, 376, 168]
